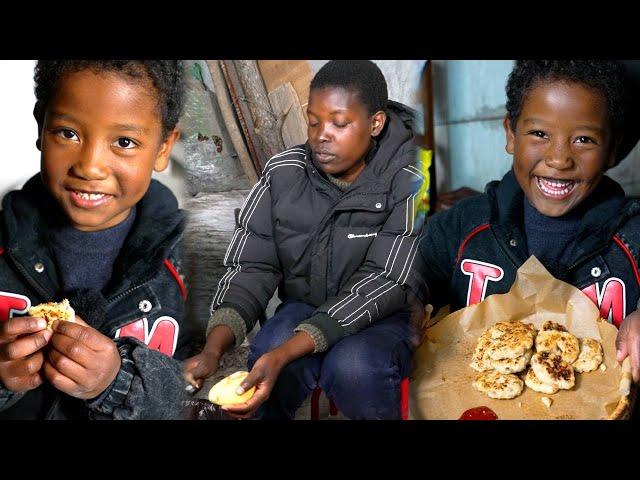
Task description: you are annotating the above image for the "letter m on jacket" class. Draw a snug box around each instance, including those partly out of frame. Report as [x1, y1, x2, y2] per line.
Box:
[115, 317, 179, 356]
[581, 278, 626, 327]
[461, 260, 504, 306]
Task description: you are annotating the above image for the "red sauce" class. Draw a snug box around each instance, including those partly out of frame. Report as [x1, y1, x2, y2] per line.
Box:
[458, 406, 498, 420]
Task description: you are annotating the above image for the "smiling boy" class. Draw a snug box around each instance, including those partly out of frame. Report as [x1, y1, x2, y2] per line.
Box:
[417, 60, 640, 385]
[0, 61, 193, 419]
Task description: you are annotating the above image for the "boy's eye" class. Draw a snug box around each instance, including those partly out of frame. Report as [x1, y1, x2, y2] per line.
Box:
[113, 137, 137, 149]
[529, 130, 547, 139]
[575, 136, 596, 144]
[56, 129, 79, 141]
[334, 122, 348, 128]
[308, 122, 319, 128]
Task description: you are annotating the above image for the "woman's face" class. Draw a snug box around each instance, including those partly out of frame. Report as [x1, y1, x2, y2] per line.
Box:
[307, 86, 385, 183]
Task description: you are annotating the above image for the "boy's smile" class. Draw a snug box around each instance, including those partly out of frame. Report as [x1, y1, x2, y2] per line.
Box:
[505, 80, 616, 217]
[38, 70, 178, 231]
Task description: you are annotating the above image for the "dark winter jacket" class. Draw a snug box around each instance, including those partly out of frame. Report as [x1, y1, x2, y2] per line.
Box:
[210, 101, 427, 351]
[417, 169, 640, 327]
[0, 175, 193, 419]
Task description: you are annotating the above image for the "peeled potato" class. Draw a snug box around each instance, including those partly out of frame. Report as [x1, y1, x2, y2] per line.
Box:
[208, 371, 256, 406]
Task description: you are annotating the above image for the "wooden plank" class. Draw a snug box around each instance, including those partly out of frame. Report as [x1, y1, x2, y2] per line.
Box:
[268, 82, 308, 149]
[258, 60, 313, 112]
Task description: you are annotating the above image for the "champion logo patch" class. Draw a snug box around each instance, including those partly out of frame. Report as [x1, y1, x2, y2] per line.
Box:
[347, 232, 377, 239]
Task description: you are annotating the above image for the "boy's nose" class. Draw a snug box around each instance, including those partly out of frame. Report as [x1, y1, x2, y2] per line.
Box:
[544, 140, 574, 170]
[71, 145, 109, 180]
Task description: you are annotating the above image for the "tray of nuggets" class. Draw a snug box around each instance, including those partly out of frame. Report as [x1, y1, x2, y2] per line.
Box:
[411, 257, 636, 420]
[471, 320, 602, 398]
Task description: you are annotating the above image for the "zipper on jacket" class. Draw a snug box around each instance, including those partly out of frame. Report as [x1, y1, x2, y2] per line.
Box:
[106, 279, 151, 305]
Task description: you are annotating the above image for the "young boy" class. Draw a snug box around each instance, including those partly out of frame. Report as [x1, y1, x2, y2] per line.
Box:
[184, 60, 426, 419]
[417, 60, 640, 386]
[0, 60, 193, 419]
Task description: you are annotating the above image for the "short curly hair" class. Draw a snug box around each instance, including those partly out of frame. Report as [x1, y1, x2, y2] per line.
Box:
[310, 60, 388, 115]
[34, 60, 185, 139]
[505, 60, 627, 140]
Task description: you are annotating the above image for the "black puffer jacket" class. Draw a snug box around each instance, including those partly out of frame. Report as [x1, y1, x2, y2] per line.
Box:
[211, 101, 426, 349]
[0, 175, 193, 419]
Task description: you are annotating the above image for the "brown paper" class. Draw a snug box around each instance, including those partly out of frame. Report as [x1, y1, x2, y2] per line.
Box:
[411, 256, 633, 420]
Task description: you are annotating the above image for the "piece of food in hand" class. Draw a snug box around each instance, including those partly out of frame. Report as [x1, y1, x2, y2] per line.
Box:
[486, 321, 536, 361]
[472, 370, 524, 399]
[530, 352, 575, 390]
[524, 367, 559, 394]
[572, 338, 604, 373]
[28, 298, 75, 331]
[490, 348, 533, 374]
[208, 371, 256, 406]
[535, 329, 579, 363]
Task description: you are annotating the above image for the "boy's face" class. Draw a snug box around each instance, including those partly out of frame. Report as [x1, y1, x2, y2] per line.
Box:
[505, 80, 616, 217]
[37, 70, 179, 231]
[307, 87, 385, 183]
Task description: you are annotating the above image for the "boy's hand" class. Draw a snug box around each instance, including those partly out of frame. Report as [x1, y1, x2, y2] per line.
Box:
[183, 350, 222, 391]
[222, 351, 285, 419]
[43, 316, 121, 399]
[616, 309, 640, 383]
[0, 316, 51, 392]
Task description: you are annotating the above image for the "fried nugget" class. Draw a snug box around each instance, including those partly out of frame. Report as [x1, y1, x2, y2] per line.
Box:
[524, 367, 559, 394]
[530, 351, 575, 390]
[535, 329, 579, 363]
[472, 370, 524, 399]
[572, 338, 604, 373]
[486, 321, 536, 360]
[490, 349, 533, 374]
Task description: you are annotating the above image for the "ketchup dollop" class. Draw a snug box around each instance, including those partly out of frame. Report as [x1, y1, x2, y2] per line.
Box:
[458, 406, 498, 420]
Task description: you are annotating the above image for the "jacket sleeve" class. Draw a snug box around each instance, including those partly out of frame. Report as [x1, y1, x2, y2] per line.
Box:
[85, 337, 187, 420]
[0, 383, 24, 412]
[298, 166, 428, 351]
[207, 169, 283, 345]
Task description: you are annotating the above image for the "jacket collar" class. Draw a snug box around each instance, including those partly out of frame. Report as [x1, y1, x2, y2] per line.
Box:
[486, 168, 637, 270]
[2, 174, 185, 298]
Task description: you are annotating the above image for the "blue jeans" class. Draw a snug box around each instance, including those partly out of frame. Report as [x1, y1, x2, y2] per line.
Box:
[248, 300, 414, 420]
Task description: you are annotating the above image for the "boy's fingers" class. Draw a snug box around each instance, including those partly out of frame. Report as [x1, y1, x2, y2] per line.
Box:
[616, 324, 629, 362]
[0, 330, 52, 361]
[8, 352, 45, 377]
[52, 321, 103, 351]
[47, 349, 87, 385]
[4, 372, 44, 393]
[0, 317, 47, 339]
[43, 361, 80, 394]
[631, 337, 640, 384]
[49, 333, 93, 368]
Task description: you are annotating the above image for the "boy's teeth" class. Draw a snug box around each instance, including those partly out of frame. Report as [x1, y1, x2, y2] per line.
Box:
[536, 177, 576, 197]
[76, 191, 106, 200]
